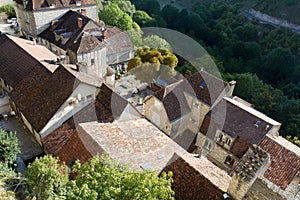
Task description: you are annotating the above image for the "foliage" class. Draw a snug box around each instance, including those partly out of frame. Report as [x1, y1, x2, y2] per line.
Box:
[263, 47, 296, 85]
[0, 129, 20, 165]
[99, 3, 139, 31]
[287, 135, 300, 147]
[0, 180, 15, 200]
[128, 47, 178, 71]
[67, 155, 174, 200]
[25, 155, 174, 200]
[25, 155, 68, 200]
[133, 10, 157, 27]
[0, 5, 15, 18]
[142, 35, 171, 50]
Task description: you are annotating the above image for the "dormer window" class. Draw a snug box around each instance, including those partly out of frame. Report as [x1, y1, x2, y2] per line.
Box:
[49, 3, 55, 8]
[200, 81, 206, 89]
[76, 0, 81, 6]
[218, 133, 223, 142]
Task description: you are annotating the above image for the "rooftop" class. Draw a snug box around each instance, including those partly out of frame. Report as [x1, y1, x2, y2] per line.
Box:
[78, 118, 187, 171]
[259, 135, 300, 190]
[6, 35, 59, 72]
[201, 97, 280, 146]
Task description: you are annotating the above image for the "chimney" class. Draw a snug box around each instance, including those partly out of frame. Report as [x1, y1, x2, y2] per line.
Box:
[77, 17, 83, 29]
[228, 80, 236, 96]
[101, 27, 107, 39]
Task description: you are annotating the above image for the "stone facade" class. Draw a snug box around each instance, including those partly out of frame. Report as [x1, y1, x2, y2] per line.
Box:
[14, 2, 98, 38]
[227, 145, 270, 200]
[143, 96, 172, 135]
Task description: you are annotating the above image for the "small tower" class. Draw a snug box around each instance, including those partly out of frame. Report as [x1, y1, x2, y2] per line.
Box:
[227, 144, 270, 200]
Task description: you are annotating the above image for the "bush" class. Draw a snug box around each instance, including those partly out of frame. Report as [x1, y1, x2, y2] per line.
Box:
[0, 5, 15, 18]
[0, 129, 20, 166]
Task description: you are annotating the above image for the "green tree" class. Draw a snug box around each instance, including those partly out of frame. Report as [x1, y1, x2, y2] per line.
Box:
[133, 10, 156, 27]
[263, 47, 297, 85]
[68, 155, 174, 200]
[99, 3, 140, 31]
[142, 35, 171, 50]
[25, 155, 68, 200]
[0, 5, 15, 17]
[128, 47, 178, 71]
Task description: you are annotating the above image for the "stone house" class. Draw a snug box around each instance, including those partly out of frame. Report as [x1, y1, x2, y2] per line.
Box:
[143, 70, 236, 152]
[38, 10, 134, 78]
[13, 0, 98, 39]
[0, 34, 101, 145]
[196, 96, 281, 172]
[246, 135, 300, 200]
[43, 115, 233, 200]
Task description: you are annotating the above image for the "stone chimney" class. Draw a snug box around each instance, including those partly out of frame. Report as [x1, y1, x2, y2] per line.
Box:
[228, 80, 236, 97]
[77, 17, 83, 29]
[101, 27, 107, 39]
[227, 145, 270, 200]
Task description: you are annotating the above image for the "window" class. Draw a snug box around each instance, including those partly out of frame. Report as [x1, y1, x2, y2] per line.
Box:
[218, 133, 223, 143]
[226, 138, 231, 145]
[91, 58, 95, 65]
[224, 155, 235, 167]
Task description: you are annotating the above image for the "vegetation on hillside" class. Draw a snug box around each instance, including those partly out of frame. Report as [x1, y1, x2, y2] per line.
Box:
[129, 0, 300, 142]
[25, 154, 174, 200]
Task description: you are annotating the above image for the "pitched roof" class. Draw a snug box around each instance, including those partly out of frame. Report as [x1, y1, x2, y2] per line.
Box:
[10, 65, 80, 132]
[42, 84, 141, 152]
[162, 153, 231, 199]
[153, 80, 191, 122]
[74, 119, 187, 171]
[151, 70, 231, 122]
[186, 70, 229, 106]
[15, 0, 97, 11]
[259, 135, 300, 190]
[201, 97, 279, 146]
[38, 11, 133, 58]
[38, 10, 100, 53]
[0, 34, 57, 88]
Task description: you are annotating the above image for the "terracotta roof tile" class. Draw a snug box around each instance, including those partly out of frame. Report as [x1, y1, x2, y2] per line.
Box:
[162, 153, 230, 200]
[259, 135, 300, 190]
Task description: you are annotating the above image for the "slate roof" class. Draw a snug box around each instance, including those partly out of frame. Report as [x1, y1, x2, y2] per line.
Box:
[0, 34, 56, 88]
[10, 65, 80, 132]
[259, 135, 300, 190]
[15, 0, 97, 11]
[201, 97, 280, 147]
[38, 10, 101, 53]
[38, 11, 133, 58]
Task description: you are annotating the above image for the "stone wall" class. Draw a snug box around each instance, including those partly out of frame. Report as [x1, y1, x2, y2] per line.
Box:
[244, 179, 284, 200]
